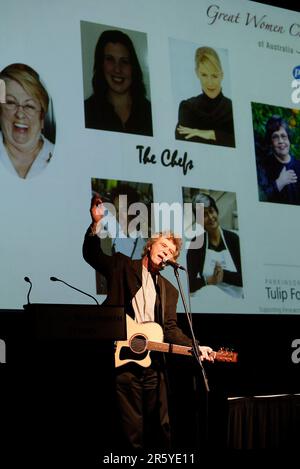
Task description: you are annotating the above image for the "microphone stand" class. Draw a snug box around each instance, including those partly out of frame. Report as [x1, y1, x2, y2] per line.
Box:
[172, 267, 209, 393]
[24, 276, 32, 305]
[172, 266, 211, 449]
[50, 277, 99, 305]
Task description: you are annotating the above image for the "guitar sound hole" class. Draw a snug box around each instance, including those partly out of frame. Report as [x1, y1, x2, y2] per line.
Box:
[130, 334, 147, 354]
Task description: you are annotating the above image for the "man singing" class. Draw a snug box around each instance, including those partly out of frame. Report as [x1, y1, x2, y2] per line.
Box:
[83, 194, 213, 451]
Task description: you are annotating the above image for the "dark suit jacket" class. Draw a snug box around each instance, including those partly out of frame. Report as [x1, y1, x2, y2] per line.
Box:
[83, 228, 192, 346]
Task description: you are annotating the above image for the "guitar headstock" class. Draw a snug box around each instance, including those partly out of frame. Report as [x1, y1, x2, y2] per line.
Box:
[215, 347, 238, 363]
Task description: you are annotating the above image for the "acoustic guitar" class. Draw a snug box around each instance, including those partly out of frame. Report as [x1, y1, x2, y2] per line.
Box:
[115, 314, 238, 368]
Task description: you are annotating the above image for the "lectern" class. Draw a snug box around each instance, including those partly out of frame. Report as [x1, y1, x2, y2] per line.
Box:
[24, 303, 126, 363]
[22, 303, 127, 459]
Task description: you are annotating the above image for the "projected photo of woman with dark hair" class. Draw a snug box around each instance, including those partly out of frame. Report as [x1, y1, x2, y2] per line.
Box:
[82, 23, 153, 136]
[171, 42, 235, 148]
[0, 63, 55, 179]
[184, 189, 243, 299]
[252, 102, 300, 205]
[91, 178, 153, 294]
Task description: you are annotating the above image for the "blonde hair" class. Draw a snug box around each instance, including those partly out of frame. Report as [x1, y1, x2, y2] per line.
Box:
[195, 47, 223, 75]
[142, 231, 182, 260]
[0, 63, 49, 115]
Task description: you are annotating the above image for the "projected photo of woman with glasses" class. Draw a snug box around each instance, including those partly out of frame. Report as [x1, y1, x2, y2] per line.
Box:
[0, 63, 55, 179]
[252, 102, 300, 205]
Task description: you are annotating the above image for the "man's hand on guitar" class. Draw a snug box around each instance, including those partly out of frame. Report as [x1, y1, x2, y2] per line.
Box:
[199, 346, 215, 362]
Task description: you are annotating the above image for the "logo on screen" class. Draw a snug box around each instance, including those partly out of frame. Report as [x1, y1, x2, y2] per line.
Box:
[293, 66, 300, 80]
[291, 66, 300, 104]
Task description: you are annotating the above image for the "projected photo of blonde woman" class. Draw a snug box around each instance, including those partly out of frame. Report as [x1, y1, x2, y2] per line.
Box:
[170, 40, 235, 148]
[0, 63, 55, 179]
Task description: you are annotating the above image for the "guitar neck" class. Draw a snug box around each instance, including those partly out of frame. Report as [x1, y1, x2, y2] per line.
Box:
[147, 341, 193, 356]
[116, 315, 238, 368]
[147, 341, 238, 363]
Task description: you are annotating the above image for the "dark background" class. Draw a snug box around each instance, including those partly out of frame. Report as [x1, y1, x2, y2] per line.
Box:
[1, 307, 299, 462]
[250, 0, 300, 12]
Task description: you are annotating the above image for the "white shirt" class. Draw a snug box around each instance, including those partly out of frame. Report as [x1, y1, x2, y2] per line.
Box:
[0, 132, 54, 179]
[202, 228, 243, 299]
[132, 266, 156, 323]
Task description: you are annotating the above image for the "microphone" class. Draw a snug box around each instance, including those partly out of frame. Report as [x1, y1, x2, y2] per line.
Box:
[24, 276, 32, 304]
[162, 259, 186, 271]
[50, 276, 99, 305]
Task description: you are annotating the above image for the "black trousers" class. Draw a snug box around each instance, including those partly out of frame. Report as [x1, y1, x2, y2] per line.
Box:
[115, 364, 171, 451]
